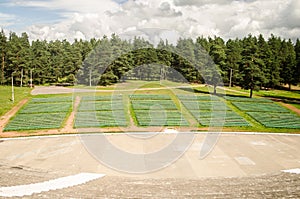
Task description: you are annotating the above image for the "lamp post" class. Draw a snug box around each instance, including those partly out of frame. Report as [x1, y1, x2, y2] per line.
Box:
[11, 72, 15, 103]
[229, 68, 233, 88]
[30, 69, 33, 88]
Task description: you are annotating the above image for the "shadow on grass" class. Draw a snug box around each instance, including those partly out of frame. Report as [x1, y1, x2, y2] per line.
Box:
[178, 87, 248, 98]
[179, 87, 300, 104]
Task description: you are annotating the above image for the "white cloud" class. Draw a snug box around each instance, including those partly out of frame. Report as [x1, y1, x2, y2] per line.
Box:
[0, 12, 16, 27]
[8, 0, 300, 42]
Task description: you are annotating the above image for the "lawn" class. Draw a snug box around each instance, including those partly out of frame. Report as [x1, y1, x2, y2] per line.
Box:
[0, 86, 31, 117]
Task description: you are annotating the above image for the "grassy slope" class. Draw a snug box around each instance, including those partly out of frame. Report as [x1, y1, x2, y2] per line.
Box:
[0, 86, 31, 117]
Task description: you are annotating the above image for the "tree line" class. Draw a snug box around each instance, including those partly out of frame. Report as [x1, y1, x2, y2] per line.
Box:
[0, 30, 299, 97]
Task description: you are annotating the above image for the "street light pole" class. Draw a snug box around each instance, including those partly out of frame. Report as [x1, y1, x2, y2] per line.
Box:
[89, 69, 92, 87]
[11, 73, 14, 103]
[229, 68, 233, 88]
[30, 69, 33, 88]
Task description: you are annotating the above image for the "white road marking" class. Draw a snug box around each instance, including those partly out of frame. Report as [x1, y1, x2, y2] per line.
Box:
[282, 168, 300, 174]
[0, 173, 105, 197]
[234, 157, 256, 166]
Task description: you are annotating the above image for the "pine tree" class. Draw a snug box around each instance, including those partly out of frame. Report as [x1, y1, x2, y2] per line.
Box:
[240, 35, 266, 98]
[294, 39, 300, 86]
[266, 35, 282, 88]
[226, 39, 242, 87]
[280, 39, 297, 90]
[208, 37, 226, 94]
[0, 30, 7, 84]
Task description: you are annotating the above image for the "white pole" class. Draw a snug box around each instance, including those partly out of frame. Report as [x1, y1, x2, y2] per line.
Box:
[229, 68, 233, 88]
[30, 69, 33, 88]
[11, 73, 14, 103]
[89, 69, 92, 87]
[21, 68, 23, 87]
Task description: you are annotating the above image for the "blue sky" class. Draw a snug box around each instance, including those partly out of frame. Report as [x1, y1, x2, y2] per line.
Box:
[0, 0, 299, 42]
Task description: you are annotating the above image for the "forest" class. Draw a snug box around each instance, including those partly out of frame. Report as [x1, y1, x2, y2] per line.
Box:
[0, 30, 299, 97]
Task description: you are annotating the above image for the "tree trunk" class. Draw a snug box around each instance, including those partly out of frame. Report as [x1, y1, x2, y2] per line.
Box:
[289, 83, 291, 91]
[214, 84, 217, 95]
[250, 88, 253, 98]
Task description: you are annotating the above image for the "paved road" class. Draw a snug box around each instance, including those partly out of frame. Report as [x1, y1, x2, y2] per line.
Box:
[0, 133, 300, 198]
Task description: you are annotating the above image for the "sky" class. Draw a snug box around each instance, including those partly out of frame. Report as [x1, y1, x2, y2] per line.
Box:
[0, 0, 300, 44]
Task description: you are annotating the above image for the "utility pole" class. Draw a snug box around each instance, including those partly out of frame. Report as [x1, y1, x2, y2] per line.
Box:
[89, 69, 92, 87]
[229, 68, 233, 88]
[11, 73, 14, 103]
[30, 69, 33, 88]
[21, 68, 23, 87]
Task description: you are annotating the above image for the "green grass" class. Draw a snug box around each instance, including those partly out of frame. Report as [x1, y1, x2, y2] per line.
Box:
[0, 86, 31, 116]
[227, 86, 300, 100]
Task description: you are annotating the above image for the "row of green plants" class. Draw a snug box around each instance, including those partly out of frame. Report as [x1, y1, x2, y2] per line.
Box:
[189, 110, 251, 127]
[247, 112, 300, 129]
[4, 112, 68, 131]
[74, 95, 127, 128]
[232, 102, 290, 112]
[129, 94, 171, 100]
[130, 95, 188, 126]
[223, 96, 272, 103]
[177, 95, 220, 101]
[180, 101, 229, 111]
[81, 95, 123, 102]
[77, 101, 124, 112]
[74, 111, 127, 128]
[20, 102, 71, 114]
[227, 96, 300, 128]
[4, 97, 73, 131]
[133, 110, 189, 126]
[4, 94, 300, 131]
[131, 100, 178, 110]
[178, 95, 250, 127]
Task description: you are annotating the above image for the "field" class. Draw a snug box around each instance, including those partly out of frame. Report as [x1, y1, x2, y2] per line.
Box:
[1, 83, 300, 133]
[4, 97, 72, 131]
[130, 95, 189, 126]
[178, 95, 250, 127]
[227, 97, 300, 129]
[74, 95, 127, 128]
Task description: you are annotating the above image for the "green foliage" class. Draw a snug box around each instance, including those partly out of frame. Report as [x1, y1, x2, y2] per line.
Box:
[0, 31, 299, 93]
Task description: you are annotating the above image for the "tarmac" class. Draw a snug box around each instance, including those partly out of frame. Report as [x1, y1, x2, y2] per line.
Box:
[0, 132, 300, 198]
